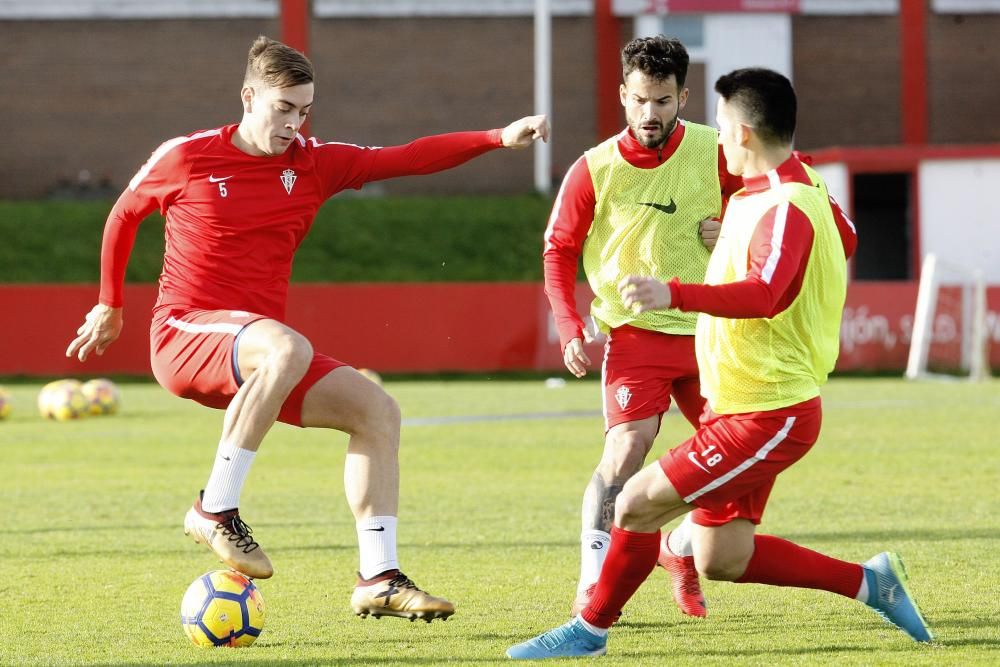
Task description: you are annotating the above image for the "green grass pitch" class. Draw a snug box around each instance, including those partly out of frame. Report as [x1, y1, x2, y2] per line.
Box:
[1, 377, 998, 665]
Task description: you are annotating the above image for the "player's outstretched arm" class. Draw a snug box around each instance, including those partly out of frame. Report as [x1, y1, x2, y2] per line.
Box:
[345, 115, 548, 188]
[500, 115, 550, 148]
[66, 304, 123, 362]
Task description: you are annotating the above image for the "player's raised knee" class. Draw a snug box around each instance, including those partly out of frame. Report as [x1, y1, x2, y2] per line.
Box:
[341, 375, 400, 440]
[268, 329, 313, 375]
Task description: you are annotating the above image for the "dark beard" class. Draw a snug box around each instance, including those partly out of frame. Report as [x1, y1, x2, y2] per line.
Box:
[633, 113, 679, 149]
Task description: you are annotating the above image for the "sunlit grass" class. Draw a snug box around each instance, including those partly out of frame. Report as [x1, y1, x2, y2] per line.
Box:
[0, 377, 997, 665]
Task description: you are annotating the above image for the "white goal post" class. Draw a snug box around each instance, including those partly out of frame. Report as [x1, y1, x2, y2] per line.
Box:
[905, 253, 990, 381]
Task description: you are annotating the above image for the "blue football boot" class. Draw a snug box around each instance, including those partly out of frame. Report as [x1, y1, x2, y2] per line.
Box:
[862, 552, 933, 642]
[506, 617, 608, 659]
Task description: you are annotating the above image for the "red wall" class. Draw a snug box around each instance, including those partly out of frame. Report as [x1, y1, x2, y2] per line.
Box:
[2, 282, 998, 376]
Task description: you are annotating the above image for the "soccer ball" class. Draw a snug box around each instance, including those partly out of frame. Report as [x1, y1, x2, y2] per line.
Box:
[80, 378, 121, 415]
[0, 386, 11, 420]
[357, 368, 383, 386]
[180, 570, 265, 648]
[38, 380, 90, 421]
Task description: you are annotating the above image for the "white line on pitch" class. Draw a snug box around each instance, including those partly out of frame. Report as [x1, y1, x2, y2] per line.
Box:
[402, 410, 601, 427]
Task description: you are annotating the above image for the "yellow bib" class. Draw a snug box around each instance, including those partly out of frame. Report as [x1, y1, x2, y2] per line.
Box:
[582, 122, 722, 335]
[697, 165, 847, 413]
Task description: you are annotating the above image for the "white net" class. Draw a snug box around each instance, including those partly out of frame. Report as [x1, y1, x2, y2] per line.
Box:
[906, 254, 989, 380]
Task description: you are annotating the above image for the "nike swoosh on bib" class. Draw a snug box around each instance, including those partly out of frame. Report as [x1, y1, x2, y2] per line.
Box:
[638, 199, 677, 214]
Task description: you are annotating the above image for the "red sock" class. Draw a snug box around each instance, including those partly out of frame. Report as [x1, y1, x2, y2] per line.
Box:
[735, 534, 863, 598]
[581, 526, 660, 628]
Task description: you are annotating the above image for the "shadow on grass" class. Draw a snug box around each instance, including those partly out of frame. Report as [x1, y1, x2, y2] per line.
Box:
[8, 524, 180, 535]
[781, 527, 999, 544]
[8, 538, 585, 561]
[12, 519, 996, 547]
[929, 616, 1000, 631]
[939, 638, 1000, 648]
[91, 659, 513, 666]
[3, 542, 358, 560]
[683, 644, 929, 657]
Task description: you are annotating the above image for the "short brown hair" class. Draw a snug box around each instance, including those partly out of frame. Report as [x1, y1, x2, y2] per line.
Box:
[244, 35, 314, 88]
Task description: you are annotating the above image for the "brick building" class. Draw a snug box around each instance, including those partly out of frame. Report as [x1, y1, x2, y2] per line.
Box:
[1, 0, 998, 199]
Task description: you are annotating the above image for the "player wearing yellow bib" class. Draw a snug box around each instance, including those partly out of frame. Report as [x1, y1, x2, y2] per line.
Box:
[509, 68, 931, 660]
[543, 35, 743, 619]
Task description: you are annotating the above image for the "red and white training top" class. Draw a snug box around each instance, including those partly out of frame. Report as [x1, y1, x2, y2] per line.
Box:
[668, 155, 858, 318]
[100, 123, 503, 320]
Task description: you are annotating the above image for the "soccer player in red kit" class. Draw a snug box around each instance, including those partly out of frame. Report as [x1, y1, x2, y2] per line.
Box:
[66, 35, 548, 622]
[543, 35, 742, 618]
[508, 68, 931, 659]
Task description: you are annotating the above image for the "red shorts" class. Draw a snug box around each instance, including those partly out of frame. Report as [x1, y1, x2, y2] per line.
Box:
[659, 397, 822, 527]
[601, 325, 704, 432]
[149, 307, 346, 427]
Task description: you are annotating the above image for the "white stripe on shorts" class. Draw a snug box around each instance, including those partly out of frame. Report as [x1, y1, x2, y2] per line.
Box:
[683, 416, 796, 504]
[166, 316, 243, 336]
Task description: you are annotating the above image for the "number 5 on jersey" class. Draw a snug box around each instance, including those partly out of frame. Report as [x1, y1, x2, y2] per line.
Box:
[209, 174, 233, 198]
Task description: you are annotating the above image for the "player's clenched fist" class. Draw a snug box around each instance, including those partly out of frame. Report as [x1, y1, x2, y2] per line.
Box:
[699, 217, 721, 251]
[66, 304, 123, 362]
[501, 115, 550, 149]
[618, 275, 672, 313]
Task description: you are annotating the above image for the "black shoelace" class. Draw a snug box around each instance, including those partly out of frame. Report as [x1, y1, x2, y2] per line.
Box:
[387, 573, 421, 591]
[217, 516, 259, 553]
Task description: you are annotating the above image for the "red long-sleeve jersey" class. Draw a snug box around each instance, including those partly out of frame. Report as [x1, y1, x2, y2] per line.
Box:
[99, 123, 503, 320]
[542, 123, 744, 348]
[669, 155, 857, 318]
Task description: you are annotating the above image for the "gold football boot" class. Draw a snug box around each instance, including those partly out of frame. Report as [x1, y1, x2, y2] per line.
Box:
[351, 570, 455, 622]
[182, 491, 274, 579]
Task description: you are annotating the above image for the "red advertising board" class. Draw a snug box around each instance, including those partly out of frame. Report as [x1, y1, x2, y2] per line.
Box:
[1, 282, 998, 376]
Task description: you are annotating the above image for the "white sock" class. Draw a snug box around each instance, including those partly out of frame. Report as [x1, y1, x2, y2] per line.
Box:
[578, 530, 611, 592]
[855, 569, 870, 603]
[667, 514, 695, 557]
[201, 443, 256, 513]
[577, 615, 609, 638]
[356, 516, 399, 579]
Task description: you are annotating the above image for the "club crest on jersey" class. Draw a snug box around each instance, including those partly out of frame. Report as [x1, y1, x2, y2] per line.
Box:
[280, 169, 297, 195]
[615, 386, 632, 409]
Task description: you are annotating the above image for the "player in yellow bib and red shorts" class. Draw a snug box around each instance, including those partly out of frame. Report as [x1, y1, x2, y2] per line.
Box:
[543, 35, 743, 620]
[509, 68, 932, 659]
